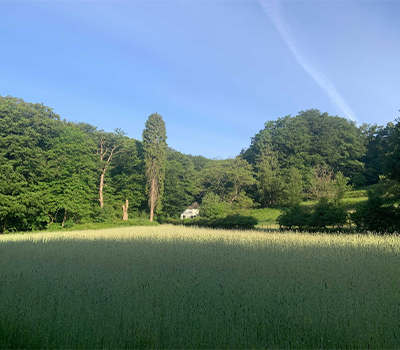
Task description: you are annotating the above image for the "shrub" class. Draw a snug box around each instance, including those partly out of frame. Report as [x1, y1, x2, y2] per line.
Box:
[278, 199, 348, 231]
[309, 198, 347, 230]
[351, 192, 400, 233]
[278, 205, 311, 231]
[63, 219, 75, 229]
[92, 204, 118, 223]
[214, 215, 258, 230]
[165, 215, 258, 230]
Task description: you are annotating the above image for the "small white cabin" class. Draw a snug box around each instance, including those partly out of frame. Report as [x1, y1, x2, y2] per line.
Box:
[180, 202, 200, 219]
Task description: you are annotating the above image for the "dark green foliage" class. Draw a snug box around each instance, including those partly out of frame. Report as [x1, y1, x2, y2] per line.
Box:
[2, 95, 400, 234]
[47, 124, 98, 224]
[384, 119, 400, 182]
[0, 96, 147, 232]
[92, 204, 119, 223]
[161, 149, 199, 218]
[142, 113, 167, 220]
[0, 96, 64, 231]
[359, 124, 389, 186]
[110, 138, 147, 212]
[187, 154, 212, 172]
[243, 109, 366, 182]
[308, 198, 348, 230]
[278, 199, 348, 231]
[277, 205, 312, 231]
[351, 188, 400, 233]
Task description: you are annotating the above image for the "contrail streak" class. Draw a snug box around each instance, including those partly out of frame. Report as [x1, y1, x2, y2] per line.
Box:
[259, 0, 357, 122]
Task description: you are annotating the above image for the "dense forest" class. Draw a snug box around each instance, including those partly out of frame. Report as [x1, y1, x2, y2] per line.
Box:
[1, 95, 399, 233]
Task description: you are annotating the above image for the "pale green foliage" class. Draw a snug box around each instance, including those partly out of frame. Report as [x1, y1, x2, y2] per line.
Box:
[199, 192, 226, 218]
[1, 227, 400, 348]
[307, 165, 350, 202]
[280, 167, 304, 207]
[256, 146, 282, 207]
[333, 171, 351, 203]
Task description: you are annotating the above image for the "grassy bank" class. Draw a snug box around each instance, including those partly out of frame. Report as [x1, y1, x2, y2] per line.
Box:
[1, 226, 399, 348]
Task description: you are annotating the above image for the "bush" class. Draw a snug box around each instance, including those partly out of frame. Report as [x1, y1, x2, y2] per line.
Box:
[309, 198, 347, 230]
[165, 215, 258, 230]
[214, 215, 258, 230]
[92, 204, 118, 223]
[343, 189, 368, 199]
[47, 223, 62, 231]
[278, 198, 348, 231]
[63, 219, 75, 229]
[278, 205, 311, 231]
[351, 192, 400, 233]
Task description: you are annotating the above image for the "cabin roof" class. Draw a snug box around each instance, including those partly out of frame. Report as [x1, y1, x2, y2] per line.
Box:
[186, 202, 200, 210]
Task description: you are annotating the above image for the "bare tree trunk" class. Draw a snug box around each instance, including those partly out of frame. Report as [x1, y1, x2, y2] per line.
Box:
[149, 177, 156, 222]
[99, 172, 105, 208]
[98, 135, 123, 209]
[61, 209, 68, 228]
[122, 199, 129, 220]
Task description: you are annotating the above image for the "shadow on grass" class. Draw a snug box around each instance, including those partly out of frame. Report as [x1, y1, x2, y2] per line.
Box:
[1, 234, 399, 349]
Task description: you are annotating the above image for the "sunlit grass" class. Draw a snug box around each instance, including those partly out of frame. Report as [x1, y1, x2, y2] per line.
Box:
[1, 226, 399, 348]
[248, 208, 282, 228]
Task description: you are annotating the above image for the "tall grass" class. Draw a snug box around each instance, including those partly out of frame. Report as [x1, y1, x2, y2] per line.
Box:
[1, 226, 399, 348]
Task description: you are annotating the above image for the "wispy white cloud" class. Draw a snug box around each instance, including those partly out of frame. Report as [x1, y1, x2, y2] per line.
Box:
[258, 0, 357, 122]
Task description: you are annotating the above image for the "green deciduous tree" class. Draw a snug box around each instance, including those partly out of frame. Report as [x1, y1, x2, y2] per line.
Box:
[142, 113, 167, 221]
[200, 157, 255, 209]
[46, 123, 98, 226]
[384, 119, 400, 182]
[306, 165, 350, 202]
[199, 192, 226, 219]
[256, 145, 282, 207]
[162, 149, 198, 218]
[351, 186, 400, 233]
[280, 167, 304, 207]
[0, 96, 64, 231]
[111, 138, 147, 219]
[242, 109, 366, 181]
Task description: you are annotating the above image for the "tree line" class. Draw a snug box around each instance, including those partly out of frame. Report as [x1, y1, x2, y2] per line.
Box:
[0, 96, 399, 233]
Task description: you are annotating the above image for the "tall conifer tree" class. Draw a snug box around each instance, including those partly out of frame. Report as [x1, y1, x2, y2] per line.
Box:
[142, 113, 167, 221]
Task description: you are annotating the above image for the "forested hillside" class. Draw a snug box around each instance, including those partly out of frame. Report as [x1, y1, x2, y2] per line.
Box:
[0, 96, 399, 233]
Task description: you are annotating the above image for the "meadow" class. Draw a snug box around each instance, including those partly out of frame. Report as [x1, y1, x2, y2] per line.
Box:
[1, 226, 399, 349]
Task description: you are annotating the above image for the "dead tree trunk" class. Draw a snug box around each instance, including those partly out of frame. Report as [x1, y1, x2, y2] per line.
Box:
[98, 135, 123, 209]
[99, 172, 105, 208]
[122, 199, 129, 220]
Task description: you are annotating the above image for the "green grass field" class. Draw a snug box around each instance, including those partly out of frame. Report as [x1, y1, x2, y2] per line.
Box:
[247, 208, 282, 229]
[1, 226, 399, 349]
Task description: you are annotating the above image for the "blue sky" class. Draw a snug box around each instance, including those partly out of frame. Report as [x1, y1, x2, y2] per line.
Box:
[1, 0, 399, 158]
